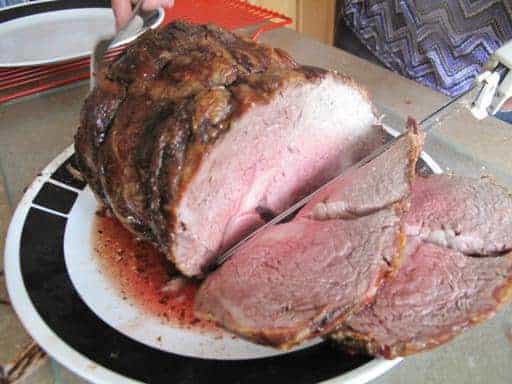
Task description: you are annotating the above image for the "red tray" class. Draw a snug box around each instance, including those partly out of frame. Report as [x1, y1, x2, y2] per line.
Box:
[163, 0, 291, 40]
[0, 0, 291, 104]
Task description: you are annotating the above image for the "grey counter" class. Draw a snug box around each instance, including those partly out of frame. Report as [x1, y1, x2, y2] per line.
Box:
[1, 27, 512, 383]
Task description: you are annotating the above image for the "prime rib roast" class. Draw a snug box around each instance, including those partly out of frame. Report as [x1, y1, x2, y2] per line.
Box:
[76, 21, 384, 277]
[76, 21, 512, 358]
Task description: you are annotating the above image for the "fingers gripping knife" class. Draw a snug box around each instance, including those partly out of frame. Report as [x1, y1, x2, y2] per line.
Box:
[471, 40, 512, 119]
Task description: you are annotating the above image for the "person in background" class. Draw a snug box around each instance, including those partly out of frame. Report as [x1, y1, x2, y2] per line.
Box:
[0, 0, 174, 30]
[335, 0, 512, 122]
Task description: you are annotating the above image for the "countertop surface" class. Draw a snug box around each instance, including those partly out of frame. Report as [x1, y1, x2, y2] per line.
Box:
[1, 27, 512, 383]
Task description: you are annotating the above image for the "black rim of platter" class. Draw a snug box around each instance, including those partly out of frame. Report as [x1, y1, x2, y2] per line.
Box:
[5, 129, 437, 383]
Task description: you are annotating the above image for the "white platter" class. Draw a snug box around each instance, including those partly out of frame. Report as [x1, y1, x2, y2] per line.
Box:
[0, 0, 164, 67]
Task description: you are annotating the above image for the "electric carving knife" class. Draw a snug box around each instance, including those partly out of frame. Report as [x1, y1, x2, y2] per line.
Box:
[471, 40, 512, 119]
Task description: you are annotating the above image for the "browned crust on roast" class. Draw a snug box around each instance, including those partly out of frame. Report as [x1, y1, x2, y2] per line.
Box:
[75, 74, 125, 203]
[75, 29, 172, 206]
[405, 117, 424, 182]
[149, 110, 191, 249]
[388, 118, 423, 274]
[96, 96, 157, 237]
[364, 118, 423, 282]
[493, 258, 512, 303]
[108, 29, 173, 85]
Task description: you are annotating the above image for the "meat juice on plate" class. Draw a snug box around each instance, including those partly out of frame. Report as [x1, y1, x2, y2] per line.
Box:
[93, 210, 219, 334]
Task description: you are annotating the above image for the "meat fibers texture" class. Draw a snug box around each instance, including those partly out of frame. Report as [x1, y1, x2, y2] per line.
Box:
[194, 125, 423, 349]
[331, 175, 512, 358]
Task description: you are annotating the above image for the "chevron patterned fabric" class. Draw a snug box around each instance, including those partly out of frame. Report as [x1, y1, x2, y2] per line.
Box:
[0, 0, 28, 7]
[343, 0, 512, 97]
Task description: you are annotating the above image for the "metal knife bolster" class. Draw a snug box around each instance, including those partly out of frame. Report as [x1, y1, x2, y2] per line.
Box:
[214, 88, 475, 268]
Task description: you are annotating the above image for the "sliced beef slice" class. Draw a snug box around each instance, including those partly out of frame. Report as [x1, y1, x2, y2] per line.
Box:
[406, 174, 512, 255]
[331, 175, 512, 358]
[194, 126, 423, 349]
[299, 118, 423, 221]
[332, 240, 512, 358]
[195, 209, 403, 349]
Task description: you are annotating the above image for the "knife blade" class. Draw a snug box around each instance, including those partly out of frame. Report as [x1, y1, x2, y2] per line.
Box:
[214, 87, 475, 267]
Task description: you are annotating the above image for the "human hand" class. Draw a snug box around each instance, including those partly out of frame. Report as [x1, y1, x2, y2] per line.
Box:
[112, 0, 174, 30]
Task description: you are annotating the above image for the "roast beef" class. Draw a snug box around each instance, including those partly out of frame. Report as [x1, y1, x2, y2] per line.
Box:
[405, 174, 512, 255]
[331, 175, 512, 358]
[75, 21, 385, 277]
[77, 20, 512, 357]
[194, 125, 423, 349]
